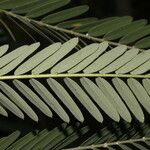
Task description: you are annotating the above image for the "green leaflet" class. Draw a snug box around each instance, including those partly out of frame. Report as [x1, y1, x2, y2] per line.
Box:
[133, 143, 149, 150]
[80, 77, 120, 122]
[104, 19, 147, 40]
[68, 41, 108, 73]
[21, 129, 49, 150]
[12, 0, 51, 14]
[135, 36, 150, 48]
[80, 133, 100, 146]
[47, 78, 84, 122]
[90, 128, 112, 144]
[96, 77, 131, 122]
[0, 0, 38, 9]
[0, 104, 8, 117]
[0, 137, 6, 143]
[26, 0, 70, 18]
[2, 123, 150, 150]
[88, 16, 133, 37]
[119, 145, 133, 150]
[29, 79, 70, 123]
[0, 92, 24, 119]
[21, 129, 50, 150]
[116, 50, 150, 74]
[112, 78, 144, 122]
[94, 131, 115, 144]
[84, 45, 127, 73]
[0, 130, 20, 150]
[127, 78, 150, 114]
[42, 126, 75, 150]
[100, 48, 139, 74]
[30, 134, 55, 149]
[120, 24, 150, 44]
[131, 59, 150, 74]
[57, 17, 98, 29]
[73, 20, 101, 33]
[51, 43, 100, 73]
[0, 44, 8, 57]
[31, 124, 68, 150]
[0, 42, 40, 75]
[7, 132, 35, 150]
[64, 78, 103, 123]
[13, 80, 52, 119]
[0, 81, 38, 122]
[42, 5, 89, 24]
[81, 127, 112, 145]
[73, 17, 119, 33]
[15, 42, 61, 75]
[51, 126, 89, 150]
[32, 38, 78, 74]
[0, 0, 8, 3]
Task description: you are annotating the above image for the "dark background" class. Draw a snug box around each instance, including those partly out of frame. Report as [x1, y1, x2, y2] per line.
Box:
[71, 0, 150, 22]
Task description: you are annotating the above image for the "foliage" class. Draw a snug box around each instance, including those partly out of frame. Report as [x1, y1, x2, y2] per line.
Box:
[0, 0, 149, 149]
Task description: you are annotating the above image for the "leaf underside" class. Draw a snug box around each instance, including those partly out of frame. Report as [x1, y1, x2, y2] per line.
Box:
[0, 1, 150, 150]
[0, 38, 149, 76]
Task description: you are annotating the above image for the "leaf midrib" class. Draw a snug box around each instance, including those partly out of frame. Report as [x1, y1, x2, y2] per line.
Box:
[0, 73, 149, 80]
